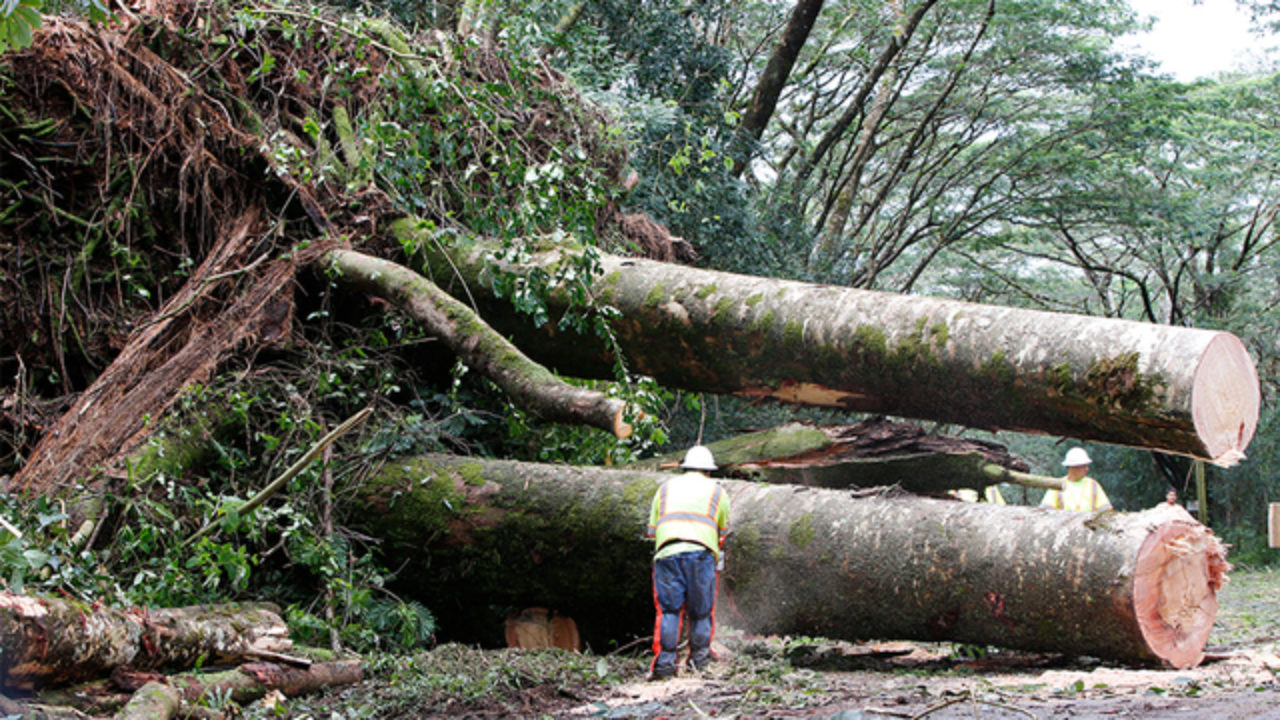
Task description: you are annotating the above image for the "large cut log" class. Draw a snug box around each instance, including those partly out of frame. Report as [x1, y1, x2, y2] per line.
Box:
[397, 219, 1259, 464]
[349, 453, 1228, 668]
[0, 594, 292, 690]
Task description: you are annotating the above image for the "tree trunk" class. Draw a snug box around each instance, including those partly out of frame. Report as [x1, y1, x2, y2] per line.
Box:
[324, 248, 633, 438]
[0, 594, 292, 690]
[731, 0, 826, 175]
[400, 220, 1259, 464]
[630, 418, 1061, 494]
[10, 211, 300, 497]
[167, 661, 363, 705]
[37, 660, 362, 716]
[348, 453, 1228, 668]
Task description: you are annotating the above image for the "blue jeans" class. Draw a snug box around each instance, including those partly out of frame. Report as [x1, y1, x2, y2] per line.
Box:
[650, 548, 718, 672]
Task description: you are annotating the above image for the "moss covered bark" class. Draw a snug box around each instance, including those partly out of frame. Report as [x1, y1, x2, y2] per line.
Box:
[325, 248, 632, 437]
[349, 454, 1226, 667]
[396, 219, 1258, 463]
[0, 593, 291, 690]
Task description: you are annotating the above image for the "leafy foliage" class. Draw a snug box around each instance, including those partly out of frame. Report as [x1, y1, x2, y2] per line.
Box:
[0, 0, 41, 53]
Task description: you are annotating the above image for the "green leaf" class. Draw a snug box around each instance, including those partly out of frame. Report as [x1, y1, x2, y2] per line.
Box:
[22, 548, 50, 569]
[37, 512, 67, 529]
[14, 5, 39, 27]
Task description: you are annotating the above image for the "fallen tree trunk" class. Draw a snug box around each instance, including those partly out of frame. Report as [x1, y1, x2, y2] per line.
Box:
[350, 453, 1228, 668]
[399, 220, 1259, 464]
[35, 660, 362, 717]
[631, 418, 1061, 493]
[0, 594, 292, 690]
[167, 661, 362, 706]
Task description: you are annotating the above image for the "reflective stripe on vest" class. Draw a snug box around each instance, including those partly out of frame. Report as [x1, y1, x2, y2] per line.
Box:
[658, 482, 722, 528]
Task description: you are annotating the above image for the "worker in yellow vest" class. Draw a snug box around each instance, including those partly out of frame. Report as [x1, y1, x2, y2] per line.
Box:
[1040, 447, 1113, 512]
[645, 445, 731, 680]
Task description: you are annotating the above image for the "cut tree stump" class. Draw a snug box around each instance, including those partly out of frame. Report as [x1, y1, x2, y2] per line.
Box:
[350, 453, 1228, 668]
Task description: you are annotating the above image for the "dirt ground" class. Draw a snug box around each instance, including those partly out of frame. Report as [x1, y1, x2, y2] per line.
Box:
[560, 567, 1280, 720]
[352, 566, 1280, 720]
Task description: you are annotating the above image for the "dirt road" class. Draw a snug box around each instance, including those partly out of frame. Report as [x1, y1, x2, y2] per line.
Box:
[569, 567, 1280, 719]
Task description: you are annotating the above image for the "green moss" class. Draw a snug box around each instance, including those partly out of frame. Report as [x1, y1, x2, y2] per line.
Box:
[358, 459, 469, 544]
[696, 284, 717, 299]
[980, 350, 1014, 383]
[621, 476, 661, 506]
[711, 296, 735, 323]
[456, 461, 488, 486]
[851, 325, 888, 360]
[644, 284, 665, 308]
[1047, 353, 1163, 413]
[783, 320, 804, 347]
[746, 293, 763, 306]
[788, 512, 815, 548]
[929, 321, 949, 346]
[1049, 361, 1073, 392]
[1082, 352, 1161, 411]
[709, 424, 831, 464]
[603, 270, 622, 286]
[753, 309, 776, 334]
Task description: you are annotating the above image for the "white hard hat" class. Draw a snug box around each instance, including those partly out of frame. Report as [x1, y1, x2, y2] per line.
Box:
[1062, 448, 1092, 467]
[680, 445, 718, 471]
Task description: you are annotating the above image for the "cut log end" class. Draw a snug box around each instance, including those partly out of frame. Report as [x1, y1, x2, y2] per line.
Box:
[1192, 332, 1259, 466]
[1132, 507, 1231, 669]
[613, 405, 635, 440]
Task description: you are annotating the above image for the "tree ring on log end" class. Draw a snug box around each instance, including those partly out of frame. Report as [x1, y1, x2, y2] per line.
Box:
[1192, 332, 1259, 466]
[1132, 519, 1224, 669]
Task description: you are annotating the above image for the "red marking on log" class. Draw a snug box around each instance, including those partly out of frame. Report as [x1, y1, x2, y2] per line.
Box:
[984, 592, 1015, 631]
[241, 662, 286, 685]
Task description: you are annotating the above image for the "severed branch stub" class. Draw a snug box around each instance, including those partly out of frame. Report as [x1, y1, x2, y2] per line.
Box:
[324, 248, 635, 438]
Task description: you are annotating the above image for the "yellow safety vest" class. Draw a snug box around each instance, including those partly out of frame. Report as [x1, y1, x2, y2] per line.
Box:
[647, 472, 730, 561]
[1041, 476, 1112, 512]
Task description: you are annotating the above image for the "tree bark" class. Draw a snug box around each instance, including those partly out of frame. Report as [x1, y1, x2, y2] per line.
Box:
[630, 418, 1060, 494]
[348, 453, 1228, 668]
[10, 211, 299, 497]
[324, 248, 633, 438]
[37, 660, 361, 716]
[115, 682, 180, 720]
[732, 0, 826, 175]
[398, 220, 1260, 465]
[167, 661, 362, 705]
[0, 594, 292, 690]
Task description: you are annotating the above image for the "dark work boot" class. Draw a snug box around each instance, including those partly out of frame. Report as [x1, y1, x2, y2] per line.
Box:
[647, 664, 677, 681]
[687, 648, 714, 672]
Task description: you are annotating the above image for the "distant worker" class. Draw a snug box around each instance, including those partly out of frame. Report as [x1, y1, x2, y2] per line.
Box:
[1040, 447, 1112, 512]
[645, 445, 731, 680]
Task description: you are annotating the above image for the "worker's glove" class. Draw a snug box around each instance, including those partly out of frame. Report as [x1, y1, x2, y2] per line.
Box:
[716, 553, 725, 572]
